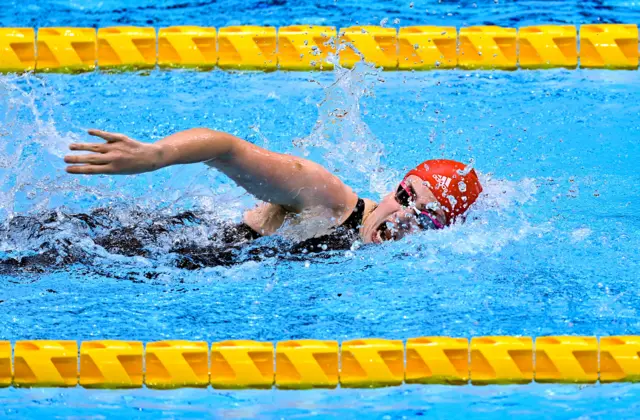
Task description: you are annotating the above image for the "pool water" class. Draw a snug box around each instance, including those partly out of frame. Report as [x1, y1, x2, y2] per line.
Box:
[2, 0, 640, 418]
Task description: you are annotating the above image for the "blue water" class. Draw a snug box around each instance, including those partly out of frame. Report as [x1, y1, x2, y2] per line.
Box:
[2, 0, 640, 418]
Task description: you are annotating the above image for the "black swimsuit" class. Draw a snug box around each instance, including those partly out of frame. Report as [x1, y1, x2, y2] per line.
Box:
[173, 198, 366, 269]
[167, 198, 366, 270]
[0, 200, 366, 273]
[239, 198, 365, 251]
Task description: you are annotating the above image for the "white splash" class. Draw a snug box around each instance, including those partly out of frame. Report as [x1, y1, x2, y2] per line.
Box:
[0, 75, 84, 220]
[292, 49, 396, 198]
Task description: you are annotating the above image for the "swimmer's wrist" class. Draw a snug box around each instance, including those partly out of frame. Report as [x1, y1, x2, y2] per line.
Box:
[153, 142, 175, 169]
[152, 128, 236, 168]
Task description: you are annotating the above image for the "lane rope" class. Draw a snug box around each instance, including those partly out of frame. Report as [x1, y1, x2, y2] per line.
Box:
[1, 336, 638, 388]
[0, 24, 638, 73]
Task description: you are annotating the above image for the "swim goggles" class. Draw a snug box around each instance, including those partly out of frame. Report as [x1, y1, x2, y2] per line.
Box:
[395, 180, 445, 230]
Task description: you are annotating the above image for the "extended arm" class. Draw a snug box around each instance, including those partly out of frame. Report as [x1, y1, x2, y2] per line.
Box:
[64, 128, 356, 213]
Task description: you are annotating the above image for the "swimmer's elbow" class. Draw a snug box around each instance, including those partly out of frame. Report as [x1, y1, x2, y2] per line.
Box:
[195, 128, 240, 161]
[156, 128, 239, 166]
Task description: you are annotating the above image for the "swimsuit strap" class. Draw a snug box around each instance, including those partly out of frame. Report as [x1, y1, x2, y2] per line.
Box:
[339, 198, 365, 232]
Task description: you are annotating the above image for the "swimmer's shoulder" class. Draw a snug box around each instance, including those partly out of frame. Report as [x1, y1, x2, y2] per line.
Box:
[362, 198, 377, 216]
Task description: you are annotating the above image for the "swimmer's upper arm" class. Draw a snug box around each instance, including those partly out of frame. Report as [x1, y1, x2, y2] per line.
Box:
[210, 134, 356, 213]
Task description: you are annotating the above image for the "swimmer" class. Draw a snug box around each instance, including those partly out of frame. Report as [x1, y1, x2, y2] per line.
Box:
[63, 128, 483, 253]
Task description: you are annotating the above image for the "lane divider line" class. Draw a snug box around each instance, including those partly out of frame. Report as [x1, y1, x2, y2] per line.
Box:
[0, 336, 638, 388]
[0, 24, 638, 73]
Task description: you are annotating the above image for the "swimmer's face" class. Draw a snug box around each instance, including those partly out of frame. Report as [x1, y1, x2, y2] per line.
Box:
[361, 175, 447, 244]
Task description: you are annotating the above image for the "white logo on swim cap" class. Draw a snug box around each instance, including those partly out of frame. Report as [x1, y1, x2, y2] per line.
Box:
[433, 174, 451, 191]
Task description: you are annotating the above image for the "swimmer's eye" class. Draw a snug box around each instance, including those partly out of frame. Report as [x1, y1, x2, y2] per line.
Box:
[395, 180, 444, 230]
[396, 182, 434, 214]
[395, 182, 415, 207]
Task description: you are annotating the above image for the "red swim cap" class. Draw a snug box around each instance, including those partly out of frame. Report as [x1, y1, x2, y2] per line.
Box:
[405, 159, 482, 225]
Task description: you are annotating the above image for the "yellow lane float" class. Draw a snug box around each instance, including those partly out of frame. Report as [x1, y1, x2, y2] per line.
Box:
[158, 26, 217, 69]
[580, 24, 639, 69]
[278, 25, 337, 70]
[210, 340, 274, 389]
[36, 27, 96, 72]
[405, 337, 469, 384]
[218, 26, 277, 71]
[97, 26, 156, 70]
[338, 26, 398, 70]
[459, 26, 517, 70]
[0, 28, 35, 72]
[518, 25, 577, 69]
[398, 26, 457, 69]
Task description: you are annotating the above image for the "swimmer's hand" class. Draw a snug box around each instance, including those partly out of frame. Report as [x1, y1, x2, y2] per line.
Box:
[64, 129, 163, 175]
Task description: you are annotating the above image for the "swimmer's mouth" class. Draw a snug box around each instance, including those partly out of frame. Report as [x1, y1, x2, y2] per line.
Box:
[375, 221, 396, 243]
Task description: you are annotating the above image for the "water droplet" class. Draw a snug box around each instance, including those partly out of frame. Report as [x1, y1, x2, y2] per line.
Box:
[447, 195, 457, 207]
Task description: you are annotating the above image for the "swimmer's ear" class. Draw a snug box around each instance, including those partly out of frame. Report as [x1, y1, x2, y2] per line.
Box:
[88, 129, 129, 143]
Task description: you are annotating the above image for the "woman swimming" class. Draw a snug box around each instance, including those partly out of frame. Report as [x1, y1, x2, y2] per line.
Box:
[64, 128, 483, 248]
[1, 128, 483, 273]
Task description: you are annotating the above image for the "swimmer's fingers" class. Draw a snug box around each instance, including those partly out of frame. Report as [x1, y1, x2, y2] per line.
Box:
[65, 164, 116, 175]
[64, 153, 112, 165]
[87, 129, 129, 143]
[69, 143, 108, 153]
